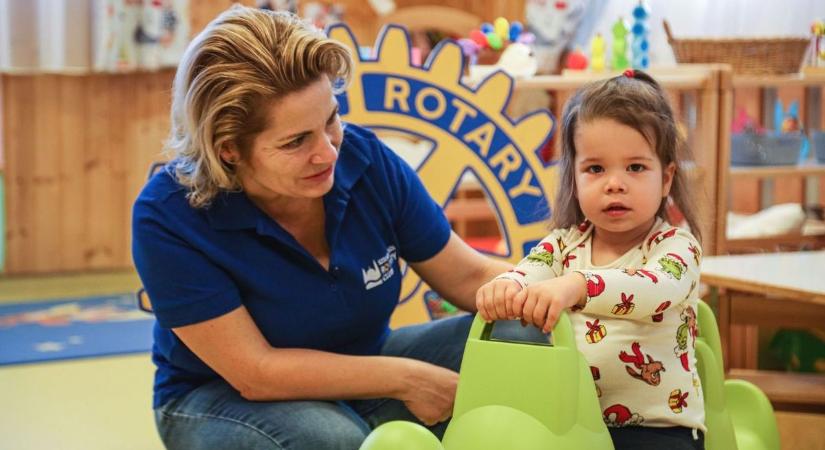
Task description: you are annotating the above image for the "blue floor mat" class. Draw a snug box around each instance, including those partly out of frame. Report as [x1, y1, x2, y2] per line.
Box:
[0, 293, 154, 365]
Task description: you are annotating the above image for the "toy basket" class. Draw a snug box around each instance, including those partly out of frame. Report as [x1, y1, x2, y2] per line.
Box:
[730, 132, 804, 166]
[664, 20, 809, 75]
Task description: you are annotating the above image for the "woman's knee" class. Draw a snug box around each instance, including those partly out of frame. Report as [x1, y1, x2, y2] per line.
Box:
[156, 399, 369, 450]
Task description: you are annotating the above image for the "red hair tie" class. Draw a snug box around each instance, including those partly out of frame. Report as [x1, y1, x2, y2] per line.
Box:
[623, 69, 635, 78]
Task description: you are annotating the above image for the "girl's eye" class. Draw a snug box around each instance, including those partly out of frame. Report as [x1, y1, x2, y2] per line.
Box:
[628, 163, 645, 172]
[586, 165, 603, 174]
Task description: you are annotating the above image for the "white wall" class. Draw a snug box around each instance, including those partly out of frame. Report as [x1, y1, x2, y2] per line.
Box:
[571, 0, 825, 66]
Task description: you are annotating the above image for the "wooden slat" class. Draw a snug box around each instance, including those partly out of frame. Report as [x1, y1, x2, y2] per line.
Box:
[58, 76, 89, 270]
[728, 369, 825, 412]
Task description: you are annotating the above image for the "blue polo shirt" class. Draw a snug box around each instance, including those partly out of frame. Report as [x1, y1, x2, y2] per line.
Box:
[132, 124, 451, 408]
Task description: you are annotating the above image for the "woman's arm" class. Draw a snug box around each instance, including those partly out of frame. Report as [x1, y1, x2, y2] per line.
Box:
[409, 231, 512, 312]
[173, 305, 457, 425]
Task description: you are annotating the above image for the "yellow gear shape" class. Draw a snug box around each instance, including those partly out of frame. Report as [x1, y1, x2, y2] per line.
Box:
[328, 24, 559, 325]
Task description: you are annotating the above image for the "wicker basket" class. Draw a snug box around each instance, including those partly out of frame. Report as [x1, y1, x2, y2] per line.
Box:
[663, 20, 809, 75]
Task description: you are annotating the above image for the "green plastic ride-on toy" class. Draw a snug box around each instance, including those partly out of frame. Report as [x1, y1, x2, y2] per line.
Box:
[359, 300, 781, 450]
[360, 312, 613, 450]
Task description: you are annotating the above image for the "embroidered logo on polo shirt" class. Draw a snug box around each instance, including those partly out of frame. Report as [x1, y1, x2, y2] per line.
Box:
[362, 246, 398, 290]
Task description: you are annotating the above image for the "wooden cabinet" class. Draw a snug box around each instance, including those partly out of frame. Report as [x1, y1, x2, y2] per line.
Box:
[717, 72, 825, 254]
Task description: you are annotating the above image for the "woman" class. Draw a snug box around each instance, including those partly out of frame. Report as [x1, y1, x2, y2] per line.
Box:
[132, 5, 514, 450]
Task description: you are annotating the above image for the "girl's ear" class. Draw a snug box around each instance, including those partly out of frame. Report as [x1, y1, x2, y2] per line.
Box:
[661, 161, 676, 198]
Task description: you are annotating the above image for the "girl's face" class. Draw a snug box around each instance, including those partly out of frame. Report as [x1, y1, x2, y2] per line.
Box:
[221, 76, 343, 206]
[573, 118, 675, 243]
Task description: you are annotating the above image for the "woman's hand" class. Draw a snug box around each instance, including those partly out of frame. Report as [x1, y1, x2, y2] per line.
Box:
[397, 359, 459, 426]
[475, 278, 523, 322]
[512, 272, 586, 333]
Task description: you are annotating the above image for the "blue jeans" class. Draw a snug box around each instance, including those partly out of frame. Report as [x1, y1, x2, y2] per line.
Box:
[154, 316, 545, 450]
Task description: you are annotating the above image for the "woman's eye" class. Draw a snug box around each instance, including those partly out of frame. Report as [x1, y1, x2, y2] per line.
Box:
[586, 165, 603, 174]
[283, 135, 306, 149]
[628, 163, 645, 172]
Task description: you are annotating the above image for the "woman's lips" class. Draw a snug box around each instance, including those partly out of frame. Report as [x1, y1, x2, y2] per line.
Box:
[304, 166, 333, 180]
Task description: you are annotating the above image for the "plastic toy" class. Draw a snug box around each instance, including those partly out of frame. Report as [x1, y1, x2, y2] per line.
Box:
[630, 1, 650, 69]
[611, 18, 630, 71]
[811, 20, 824, 67]
[590, 33, 606, 72]
[459, 18, 537, 69]
[564, 48, 588, 71]
[359, 312, 615, 450]
[695, 300, 780, 450]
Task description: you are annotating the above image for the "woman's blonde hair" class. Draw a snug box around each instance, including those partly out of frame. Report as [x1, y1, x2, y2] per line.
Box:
[553, 70, 702, 242]
[165, 5, 352, 208]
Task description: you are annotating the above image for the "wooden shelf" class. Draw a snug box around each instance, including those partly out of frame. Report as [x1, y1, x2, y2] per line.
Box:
[515, 70, 713, 91]
[732, 72, 825, 88]
[730, 163, 825, 179]
[728, 369, 825, 412]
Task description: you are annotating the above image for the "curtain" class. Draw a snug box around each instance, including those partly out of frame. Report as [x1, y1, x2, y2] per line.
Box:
[0, 0, 189, 73]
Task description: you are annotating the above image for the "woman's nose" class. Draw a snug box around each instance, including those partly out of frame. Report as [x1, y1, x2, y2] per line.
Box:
[310, 133, 339, 164]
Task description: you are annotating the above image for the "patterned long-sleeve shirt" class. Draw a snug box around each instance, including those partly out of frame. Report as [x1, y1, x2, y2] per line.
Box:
[496, 218, 705, 432]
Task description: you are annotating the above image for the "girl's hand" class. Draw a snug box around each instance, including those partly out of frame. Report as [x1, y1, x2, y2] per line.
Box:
[512, 272, 587, 333]
[398, 359, 459, 426]
[475, 278, 523, 322]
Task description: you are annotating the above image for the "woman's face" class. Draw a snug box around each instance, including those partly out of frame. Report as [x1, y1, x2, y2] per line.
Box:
[224, 76, 343, 204]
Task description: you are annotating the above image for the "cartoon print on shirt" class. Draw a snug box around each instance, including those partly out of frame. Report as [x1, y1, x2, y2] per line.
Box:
[658, 253, 688, 280]
[622, 268, 659, 283]
[562, 253, 577, 268]
[526, 242, 555, 267]
[647, 227, 677, 247]
[619, 342, 666, 386]
[585, 273, 606, 298]
[591, 366, 602, 397]
[556, 236, 567, 254]
[651, 300, 672, 322]
[688, 243, 701, 266]
[611, 292, 635, 315]
[603, 404, 645, 427]
[674, 305, 697, 371]
[585, 319, 607, 344]
[668, 389, 689, 413]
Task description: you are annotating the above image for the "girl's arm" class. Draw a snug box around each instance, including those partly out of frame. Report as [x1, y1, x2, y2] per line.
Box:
[575, 227, 701, 321]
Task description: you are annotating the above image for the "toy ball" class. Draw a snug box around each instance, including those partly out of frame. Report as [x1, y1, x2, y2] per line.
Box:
[480, 22, 494, 34]
[470, 29, 489, 48]
[516, 31, 536, 45]
[494, 17, 510, 40]
[486, 32, 503, 50]
[457, 38, 480, 56]
[509, 21, 523, 42]
[565, 49, 588, 70]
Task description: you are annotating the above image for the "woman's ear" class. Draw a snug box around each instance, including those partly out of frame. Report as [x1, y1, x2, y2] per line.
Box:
[662, 162, 676, 197]
[219, 143, 241, 165]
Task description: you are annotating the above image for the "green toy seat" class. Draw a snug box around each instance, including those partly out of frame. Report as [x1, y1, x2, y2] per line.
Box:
[695, 299, 780, 450]
[359, 313, 614, 450]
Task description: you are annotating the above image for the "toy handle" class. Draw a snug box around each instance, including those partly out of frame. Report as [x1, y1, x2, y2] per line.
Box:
[469, 312, 576, 350]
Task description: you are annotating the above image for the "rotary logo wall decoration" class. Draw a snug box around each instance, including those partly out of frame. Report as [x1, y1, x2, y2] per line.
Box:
[329, 24, 558, 325]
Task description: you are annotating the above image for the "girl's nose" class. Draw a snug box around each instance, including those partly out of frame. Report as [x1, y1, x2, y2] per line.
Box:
[604, 174, 627, 193]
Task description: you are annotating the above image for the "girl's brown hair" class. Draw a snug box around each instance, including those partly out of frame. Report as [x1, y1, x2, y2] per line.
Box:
[166, 5, 353, 208]
[552, 70, 702, 242]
